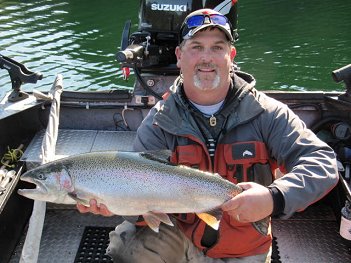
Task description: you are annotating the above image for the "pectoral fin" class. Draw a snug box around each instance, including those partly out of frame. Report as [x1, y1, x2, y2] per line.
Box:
[143, 212, 174, 232]
[68, 192, 90, 206]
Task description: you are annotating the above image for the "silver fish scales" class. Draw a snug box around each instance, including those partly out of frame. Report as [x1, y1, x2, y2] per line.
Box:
[18, 151, 268, 234]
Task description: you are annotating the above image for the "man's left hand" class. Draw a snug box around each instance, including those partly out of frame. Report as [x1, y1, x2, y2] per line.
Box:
[221, 182, 273, 222]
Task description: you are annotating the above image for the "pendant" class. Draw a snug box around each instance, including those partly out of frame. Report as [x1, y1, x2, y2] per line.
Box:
[209, 115, 216, 127]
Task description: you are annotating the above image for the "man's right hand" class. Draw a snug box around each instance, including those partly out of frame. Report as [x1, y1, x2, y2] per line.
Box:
[76, 199, 114, 217]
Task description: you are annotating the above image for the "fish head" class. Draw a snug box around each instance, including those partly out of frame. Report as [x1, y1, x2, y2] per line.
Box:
[18, 162, 75, 204]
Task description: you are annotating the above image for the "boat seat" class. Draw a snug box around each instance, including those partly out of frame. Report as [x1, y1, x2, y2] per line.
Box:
[21, 129, 136, 170]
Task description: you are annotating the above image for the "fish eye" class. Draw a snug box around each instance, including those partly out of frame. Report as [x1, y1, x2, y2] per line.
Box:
[37, 173, 47, 180]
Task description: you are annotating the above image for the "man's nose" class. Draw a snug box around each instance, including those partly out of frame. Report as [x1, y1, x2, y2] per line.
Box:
[200, 48, 213, 62]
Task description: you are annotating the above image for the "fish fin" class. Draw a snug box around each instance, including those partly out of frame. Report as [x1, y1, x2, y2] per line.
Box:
[252, 216, 270, 236]
[143, 212, 174, 232]
[196, 212, 221, 230]
[140, 151, 173, 165]
[154, 212, 174, 226]
[67, 192, 90, 206]
[143, 213, 161, 232]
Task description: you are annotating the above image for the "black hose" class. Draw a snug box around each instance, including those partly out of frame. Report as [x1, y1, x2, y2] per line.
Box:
[133, 66, 163, 100]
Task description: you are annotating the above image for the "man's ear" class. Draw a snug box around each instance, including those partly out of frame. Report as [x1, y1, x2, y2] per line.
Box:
[230, 46, 237, 60]
[175, 46, 182, 68]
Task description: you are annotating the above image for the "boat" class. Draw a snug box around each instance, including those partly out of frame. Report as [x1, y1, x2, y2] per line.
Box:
[1, 1, 351, 262]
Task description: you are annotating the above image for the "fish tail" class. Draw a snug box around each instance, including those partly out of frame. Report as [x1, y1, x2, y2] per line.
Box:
[196, 209, 223, 230]
[197, 213, 220, 230]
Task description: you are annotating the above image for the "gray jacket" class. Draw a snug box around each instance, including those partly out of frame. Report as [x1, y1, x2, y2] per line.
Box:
[134, 71, 339, 219]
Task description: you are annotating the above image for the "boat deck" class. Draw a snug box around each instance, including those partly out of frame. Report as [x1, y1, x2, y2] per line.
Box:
[9, 129, 351, 262]
[21, 129, 137, 170]
[10, 207, 122, 263]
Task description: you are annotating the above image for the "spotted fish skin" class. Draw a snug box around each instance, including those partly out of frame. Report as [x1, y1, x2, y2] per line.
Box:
[18, 151, 268, 234]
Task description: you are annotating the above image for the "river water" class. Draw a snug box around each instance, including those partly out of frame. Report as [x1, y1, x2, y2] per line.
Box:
[0, 0, 350, 99]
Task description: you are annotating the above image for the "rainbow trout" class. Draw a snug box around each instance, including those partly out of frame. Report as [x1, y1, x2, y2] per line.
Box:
[18, 151, 269, 234]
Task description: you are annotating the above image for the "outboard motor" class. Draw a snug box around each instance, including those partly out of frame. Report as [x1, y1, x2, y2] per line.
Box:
[116, 0, 238, 100]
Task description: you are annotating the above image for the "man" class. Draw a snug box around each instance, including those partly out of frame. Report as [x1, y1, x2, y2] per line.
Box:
[78, 8, 339, 262]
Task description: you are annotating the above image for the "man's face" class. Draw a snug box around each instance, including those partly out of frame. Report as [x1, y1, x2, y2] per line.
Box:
[175, 28, 234, 91]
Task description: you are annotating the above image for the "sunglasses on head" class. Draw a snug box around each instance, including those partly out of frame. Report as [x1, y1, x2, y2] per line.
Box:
[185, 14, 229, 29]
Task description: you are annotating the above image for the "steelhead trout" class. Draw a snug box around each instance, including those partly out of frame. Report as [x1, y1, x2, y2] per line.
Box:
[18, 151, 269, 234]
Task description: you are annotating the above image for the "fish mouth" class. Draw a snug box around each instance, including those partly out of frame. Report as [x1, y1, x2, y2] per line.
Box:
[17, 176, 48, 198]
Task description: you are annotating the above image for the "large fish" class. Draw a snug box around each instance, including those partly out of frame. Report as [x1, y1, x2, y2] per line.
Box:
[18, 151, 269, 234]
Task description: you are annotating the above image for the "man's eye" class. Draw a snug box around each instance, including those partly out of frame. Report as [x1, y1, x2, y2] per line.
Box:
[212, 46, 223, 51]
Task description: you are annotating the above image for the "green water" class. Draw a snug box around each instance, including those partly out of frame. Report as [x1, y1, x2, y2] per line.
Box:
[0, 0, 350, 98]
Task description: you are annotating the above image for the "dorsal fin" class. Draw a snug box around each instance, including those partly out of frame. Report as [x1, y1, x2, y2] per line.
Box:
[140, 150, 174, 165]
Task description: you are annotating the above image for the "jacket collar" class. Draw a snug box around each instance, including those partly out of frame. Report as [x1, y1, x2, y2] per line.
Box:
[153, 71, 265, 136]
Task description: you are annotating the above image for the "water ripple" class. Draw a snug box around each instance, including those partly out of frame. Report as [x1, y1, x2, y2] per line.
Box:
[0, 0, 350, 100]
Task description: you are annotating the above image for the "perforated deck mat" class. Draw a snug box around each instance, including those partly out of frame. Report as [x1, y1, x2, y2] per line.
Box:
[74, 226, 114, 263]
[73, 228, 282, 263]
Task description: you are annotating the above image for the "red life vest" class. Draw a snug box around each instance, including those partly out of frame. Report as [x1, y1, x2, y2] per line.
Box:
[170, 141, 274, 258]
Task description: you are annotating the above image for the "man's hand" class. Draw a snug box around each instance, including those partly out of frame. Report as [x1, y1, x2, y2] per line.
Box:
[221, 182, 273, 222]
[76, 199, 114, 217]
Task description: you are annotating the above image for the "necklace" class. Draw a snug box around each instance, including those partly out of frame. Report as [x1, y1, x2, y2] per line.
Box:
[209, 115, 217, 127]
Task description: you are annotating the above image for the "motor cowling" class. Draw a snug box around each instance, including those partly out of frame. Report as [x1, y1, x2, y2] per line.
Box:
[117, 0, 239, 70]
[139, 0, 238, 38]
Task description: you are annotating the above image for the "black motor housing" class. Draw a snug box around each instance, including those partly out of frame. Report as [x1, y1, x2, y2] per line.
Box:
[139, 0, 238, 38]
